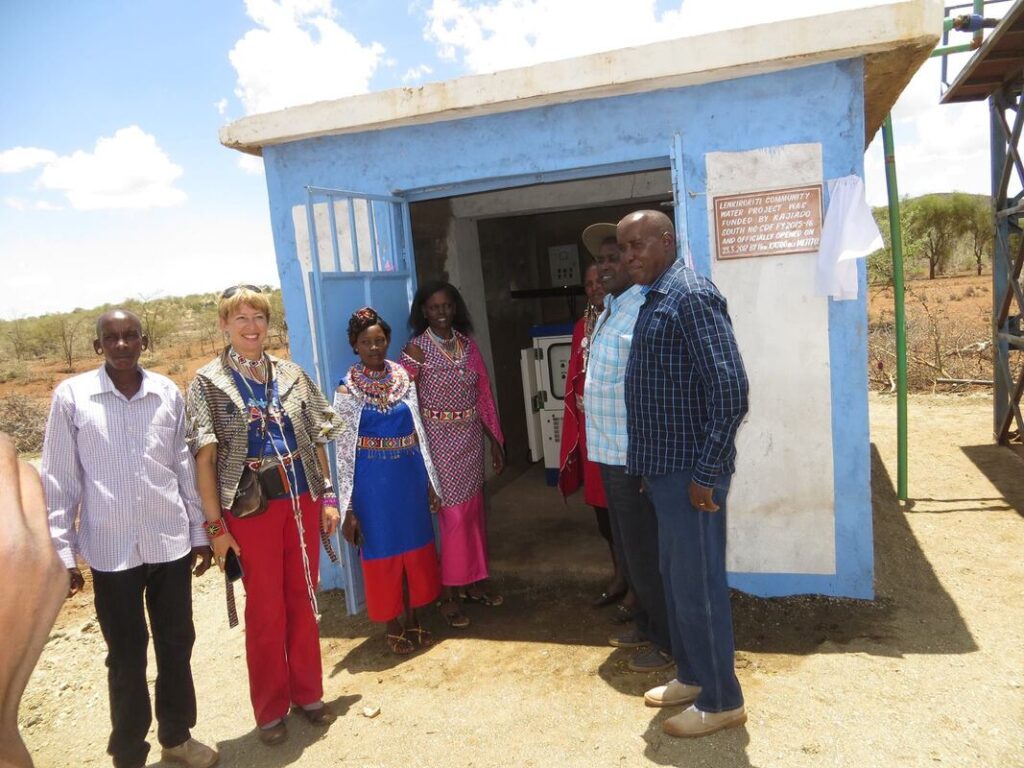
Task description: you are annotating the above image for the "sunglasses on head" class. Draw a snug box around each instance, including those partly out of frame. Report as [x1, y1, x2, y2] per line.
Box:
[221, 284, 263, 299]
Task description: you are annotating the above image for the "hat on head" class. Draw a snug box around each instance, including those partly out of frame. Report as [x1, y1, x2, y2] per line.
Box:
[581, 222, 617, 258]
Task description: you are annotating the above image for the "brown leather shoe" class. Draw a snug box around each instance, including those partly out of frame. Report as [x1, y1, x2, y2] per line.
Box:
[293, 703, 336, 726]
[257, 720, 288, 746]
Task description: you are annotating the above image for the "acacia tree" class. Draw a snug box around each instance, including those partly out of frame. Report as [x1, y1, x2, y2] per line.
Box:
[130, 294, 175, 352]
[959, 194, 994, 276]
[905, 195, 964, 279]
[48, 314, 82, 372]
[6, 318, 30, 361]
[868, 199, 929, 284]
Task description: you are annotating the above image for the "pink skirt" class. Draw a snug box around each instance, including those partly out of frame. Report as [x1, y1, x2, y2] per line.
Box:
[436, 491, 488, 586]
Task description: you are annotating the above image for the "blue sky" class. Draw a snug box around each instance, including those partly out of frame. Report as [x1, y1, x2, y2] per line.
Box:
[0, 0, 1007, 319]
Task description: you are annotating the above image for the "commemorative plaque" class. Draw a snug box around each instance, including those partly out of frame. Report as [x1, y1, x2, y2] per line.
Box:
[713, 184, 823, 260]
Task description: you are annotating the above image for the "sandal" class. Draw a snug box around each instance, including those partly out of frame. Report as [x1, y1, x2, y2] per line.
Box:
[385, 632, 415, 655]
[461, 589, 504, 607]
[611, 603, 635, 625]
[439, 598, 471, 629]
[406, 625, 433, 647]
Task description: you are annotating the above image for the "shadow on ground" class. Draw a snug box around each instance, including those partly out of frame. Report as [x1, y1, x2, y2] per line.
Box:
[182, 694, 362, 768]
[320, 447, 976, 682]
[962, 443, 1024, 519]
[731, 444, 976, 657]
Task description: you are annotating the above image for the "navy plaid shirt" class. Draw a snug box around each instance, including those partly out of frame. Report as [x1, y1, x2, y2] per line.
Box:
[625, 258, 749, 485]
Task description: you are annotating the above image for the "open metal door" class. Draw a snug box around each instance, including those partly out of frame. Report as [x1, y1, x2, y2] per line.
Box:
[304, 186, 417, 615]
[670, 134, 694, 268]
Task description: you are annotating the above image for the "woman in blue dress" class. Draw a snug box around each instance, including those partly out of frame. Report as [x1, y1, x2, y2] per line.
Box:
[332, 307, 442, 654]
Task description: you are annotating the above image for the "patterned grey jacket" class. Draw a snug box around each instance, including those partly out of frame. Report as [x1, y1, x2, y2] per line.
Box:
[185, 349, 345, 511]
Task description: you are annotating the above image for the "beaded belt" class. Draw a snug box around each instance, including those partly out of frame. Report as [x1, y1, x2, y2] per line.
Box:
[357, 433, 418, 451]
[245, 451, 298, 470]
[420, 406, 477, 422]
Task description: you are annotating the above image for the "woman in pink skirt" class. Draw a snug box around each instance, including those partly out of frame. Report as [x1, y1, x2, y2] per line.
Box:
[401, 281, 505, 629]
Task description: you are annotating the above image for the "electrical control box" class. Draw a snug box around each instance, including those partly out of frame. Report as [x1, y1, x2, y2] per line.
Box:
[548, 244, 580, 285]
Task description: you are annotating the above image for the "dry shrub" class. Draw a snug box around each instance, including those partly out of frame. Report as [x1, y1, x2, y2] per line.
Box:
[868, 287, 992, 391]
[0, 362, 27, 384]
[0, 394, 48, 454]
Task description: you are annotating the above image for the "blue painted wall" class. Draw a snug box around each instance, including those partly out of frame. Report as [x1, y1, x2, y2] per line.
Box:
[261, 57, 873, 598]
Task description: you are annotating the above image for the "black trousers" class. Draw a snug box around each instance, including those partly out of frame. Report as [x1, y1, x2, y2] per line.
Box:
[92, 553, 197, 768]
[599, 464, 672, 652]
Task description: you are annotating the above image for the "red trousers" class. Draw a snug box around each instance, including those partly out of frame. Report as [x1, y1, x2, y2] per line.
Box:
[227, 493, 323, 726]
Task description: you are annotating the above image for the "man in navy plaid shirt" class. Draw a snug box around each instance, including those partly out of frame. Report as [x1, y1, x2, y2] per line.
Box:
[620, 210, 749, 738]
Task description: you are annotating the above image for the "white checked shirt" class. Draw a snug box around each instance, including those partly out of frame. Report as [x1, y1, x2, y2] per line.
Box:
[583, 284, 645, 466]
[42, 365, 207, 572]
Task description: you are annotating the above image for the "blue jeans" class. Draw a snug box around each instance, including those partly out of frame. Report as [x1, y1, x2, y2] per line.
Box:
[644, 468, 743, 713]
[599, 464, 671, 652]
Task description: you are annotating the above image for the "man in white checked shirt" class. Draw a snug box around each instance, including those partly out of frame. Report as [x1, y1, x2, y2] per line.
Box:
[41, 310, 219, 768]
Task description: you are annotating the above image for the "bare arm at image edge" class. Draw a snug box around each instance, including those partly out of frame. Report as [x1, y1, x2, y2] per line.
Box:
[0, 433, 70, 768]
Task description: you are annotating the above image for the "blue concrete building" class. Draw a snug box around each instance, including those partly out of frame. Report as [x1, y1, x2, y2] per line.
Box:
[221, 1, 941, 609]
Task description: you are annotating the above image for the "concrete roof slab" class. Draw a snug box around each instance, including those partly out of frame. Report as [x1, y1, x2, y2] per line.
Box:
[221, 0, 941, 156]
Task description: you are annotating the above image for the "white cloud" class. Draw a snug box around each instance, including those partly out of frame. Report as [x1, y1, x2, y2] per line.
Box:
[424, 0, 892, 74]
[402, 63, 433, 83]
[0, 209, 278, 320]
[238, 154, 265, 175]
[864, 57, 994, 206]
[0, 147, 58, 174]
[215, 97, 229, 116]
[423, 0, 998, 205]
[36, 126, 186, 211]
[229, 0, 386, 115]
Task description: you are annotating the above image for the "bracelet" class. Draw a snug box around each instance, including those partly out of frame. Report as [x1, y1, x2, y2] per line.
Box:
[203, 519, 227, 539]
[322, 491, 339, 509]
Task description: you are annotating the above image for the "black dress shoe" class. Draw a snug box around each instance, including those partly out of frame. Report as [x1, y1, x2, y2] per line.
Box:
[591, 588, 627, 608]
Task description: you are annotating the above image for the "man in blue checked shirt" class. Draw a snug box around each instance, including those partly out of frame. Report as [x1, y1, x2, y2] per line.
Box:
[41, 310, 218, 768]
[619, 210, 750, 738]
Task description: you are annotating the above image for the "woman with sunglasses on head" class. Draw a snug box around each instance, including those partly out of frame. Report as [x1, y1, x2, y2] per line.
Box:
[401, 281, 505, 630]
[332, 308, 442, 655]
[185, 285, 344, 747]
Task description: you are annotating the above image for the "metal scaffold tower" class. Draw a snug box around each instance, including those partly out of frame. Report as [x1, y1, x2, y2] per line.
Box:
[942, 0, 1024, 444]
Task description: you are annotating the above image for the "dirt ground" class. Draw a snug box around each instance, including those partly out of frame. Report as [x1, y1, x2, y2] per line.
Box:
[16, 391, 1024, 768]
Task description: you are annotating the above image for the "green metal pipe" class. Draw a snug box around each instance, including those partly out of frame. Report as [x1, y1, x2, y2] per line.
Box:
[929, 41, 977, 57]
[882, 114, 909, 501]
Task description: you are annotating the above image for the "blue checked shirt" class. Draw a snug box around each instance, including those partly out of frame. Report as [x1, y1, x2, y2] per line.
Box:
[583, 285, 645, 466]
[625, 259, 749, 485]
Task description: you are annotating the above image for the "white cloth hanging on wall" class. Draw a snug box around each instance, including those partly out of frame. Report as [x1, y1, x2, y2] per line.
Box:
[815, 175, 882, 301]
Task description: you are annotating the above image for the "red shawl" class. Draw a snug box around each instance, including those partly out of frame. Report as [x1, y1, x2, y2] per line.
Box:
[558, 313, 607, 507]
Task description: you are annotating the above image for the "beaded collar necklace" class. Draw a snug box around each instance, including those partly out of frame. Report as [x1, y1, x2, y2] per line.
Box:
[427, 327, 464, 364]
[228, 347, 268, 383]
[347, 360, 409, 412]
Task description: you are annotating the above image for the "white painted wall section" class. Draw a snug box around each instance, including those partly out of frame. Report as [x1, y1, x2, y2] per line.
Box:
[705, 144, 836, 575]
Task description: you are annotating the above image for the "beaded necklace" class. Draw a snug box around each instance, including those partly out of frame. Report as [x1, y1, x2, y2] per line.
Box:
[228, 347, 268, 383]
[580, 303, 602, 374]
[426, 327, 464, 365]
[347, 360, 409, 412]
